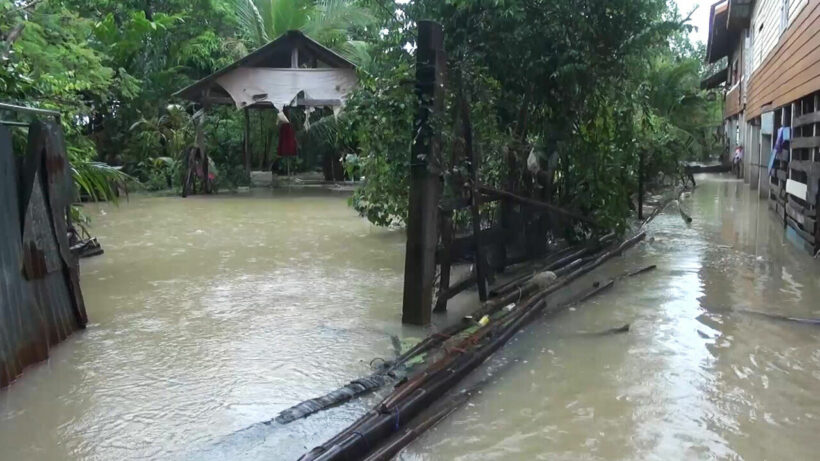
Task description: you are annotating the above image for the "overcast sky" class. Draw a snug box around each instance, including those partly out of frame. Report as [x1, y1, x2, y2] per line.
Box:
[675, 0, 712, 44]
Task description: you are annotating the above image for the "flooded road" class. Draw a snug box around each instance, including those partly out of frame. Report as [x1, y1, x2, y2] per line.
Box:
[1, 177, 819, 460]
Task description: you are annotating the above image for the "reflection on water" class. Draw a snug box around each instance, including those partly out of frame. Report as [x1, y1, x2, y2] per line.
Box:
[1, 177, 819, 460]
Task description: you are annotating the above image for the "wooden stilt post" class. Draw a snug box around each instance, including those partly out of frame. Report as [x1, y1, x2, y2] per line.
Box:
[461, 98, 488, 301]
[197, 92, 211, 194]
[243, 107, 251, 174]
[402, 21, 445, 326]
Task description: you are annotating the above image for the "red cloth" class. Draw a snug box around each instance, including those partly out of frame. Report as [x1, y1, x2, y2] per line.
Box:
[277, 123, 297, 157]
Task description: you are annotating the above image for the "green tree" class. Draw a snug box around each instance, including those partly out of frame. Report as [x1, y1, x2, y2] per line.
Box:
[1, 0, 131, 203]
[233, 0, 375, 54]
[342, 0, 719, 234]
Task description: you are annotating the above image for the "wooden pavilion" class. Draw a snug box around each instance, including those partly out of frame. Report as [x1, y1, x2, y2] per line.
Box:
[173, 30, 358, 194]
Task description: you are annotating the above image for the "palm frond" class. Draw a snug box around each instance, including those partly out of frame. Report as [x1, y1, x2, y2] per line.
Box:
[303, 0, 375, 44]
[269, 0, 308, 38]
[337, 40, 373, 71]
[71, 159, 134, 203]
[302, 113, 340, 146]
[234, 0, 269, 45]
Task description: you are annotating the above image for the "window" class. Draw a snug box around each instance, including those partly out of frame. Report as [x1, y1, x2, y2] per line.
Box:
[780, 0, 790, 35]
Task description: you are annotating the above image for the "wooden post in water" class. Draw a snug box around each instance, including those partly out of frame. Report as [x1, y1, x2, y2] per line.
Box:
[243, 107, 251, 174]
[402, 21, 445, 325]
[461, 98, 489, 301]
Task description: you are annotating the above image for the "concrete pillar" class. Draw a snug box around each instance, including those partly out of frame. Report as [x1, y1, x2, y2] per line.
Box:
[749, 122, 760, 190]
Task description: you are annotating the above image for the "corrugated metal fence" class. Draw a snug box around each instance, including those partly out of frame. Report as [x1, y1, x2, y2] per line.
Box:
[0, 120, 88, 388]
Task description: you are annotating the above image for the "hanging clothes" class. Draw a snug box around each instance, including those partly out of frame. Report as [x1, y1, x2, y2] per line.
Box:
[278, 122, 297, 157]
[768, 127, 791, 176]
[774, 127, 791, 154]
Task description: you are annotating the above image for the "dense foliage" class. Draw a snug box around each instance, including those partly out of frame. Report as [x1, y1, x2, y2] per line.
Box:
[342, 0, 723, 231]
[1, 0, 721, 233]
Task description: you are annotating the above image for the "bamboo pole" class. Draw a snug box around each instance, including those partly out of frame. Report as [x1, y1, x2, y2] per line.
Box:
[299, 232, 647, 461]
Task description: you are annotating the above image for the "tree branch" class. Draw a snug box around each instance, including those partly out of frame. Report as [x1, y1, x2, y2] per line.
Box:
[1, 23, 25, 60]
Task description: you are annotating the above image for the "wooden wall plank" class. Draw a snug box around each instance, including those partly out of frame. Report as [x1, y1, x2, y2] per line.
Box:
[791, 136, 820, 149]
[794, 111, 820, 127]
[748, 13, 820, 92]
[746, 2, 820, 119]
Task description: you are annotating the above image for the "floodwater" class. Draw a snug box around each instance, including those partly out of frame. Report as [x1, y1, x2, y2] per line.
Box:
[1, 177, 819, 460]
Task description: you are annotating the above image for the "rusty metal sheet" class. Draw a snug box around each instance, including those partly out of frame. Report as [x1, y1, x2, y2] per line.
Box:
[0, 122, 87, 388]
[22, 171, 62, 278]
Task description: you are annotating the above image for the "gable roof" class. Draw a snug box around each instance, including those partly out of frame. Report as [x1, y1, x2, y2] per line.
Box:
[174, 30, 356, 102]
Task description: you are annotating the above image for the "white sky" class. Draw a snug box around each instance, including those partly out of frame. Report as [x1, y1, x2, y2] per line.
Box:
[675, 0, 713, 45]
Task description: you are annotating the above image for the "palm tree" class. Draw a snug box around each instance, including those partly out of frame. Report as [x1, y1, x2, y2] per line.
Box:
[233, 0, 374, 57]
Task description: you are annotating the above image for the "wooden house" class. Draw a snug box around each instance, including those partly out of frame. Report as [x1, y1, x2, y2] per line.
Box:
[704, 0, 820, 254]
[173, 31, 358, 192]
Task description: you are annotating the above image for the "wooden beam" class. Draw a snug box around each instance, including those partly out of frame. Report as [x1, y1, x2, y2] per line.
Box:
[438, 196, 470, 212]
[0, 102, 60, 120]
[794, 111, 820, 128]
[294, 97, 342, 107]
[477, 185, 600, 227]
[434, 269, 477, 310]
[791, 136, 820, 149]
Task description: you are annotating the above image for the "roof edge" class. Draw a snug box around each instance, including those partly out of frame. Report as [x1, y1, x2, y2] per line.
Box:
[173, 30, 356, 101]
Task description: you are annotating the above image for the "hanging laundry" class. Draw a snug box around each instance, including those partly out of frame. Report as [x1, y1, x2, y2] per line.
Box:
[278, 122, 297, 157]
[768, 127, 791, 176]
[774, 127, 791, 154]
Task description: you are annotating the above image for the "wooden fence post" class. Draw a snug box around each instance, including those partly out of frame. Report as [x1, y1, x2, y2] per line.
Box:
[402, 21, 445, 326]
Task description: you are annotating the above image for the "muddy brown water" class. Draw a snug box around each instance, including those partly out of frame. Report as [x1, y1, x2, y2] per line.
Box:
[1, 177, 818, 460]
